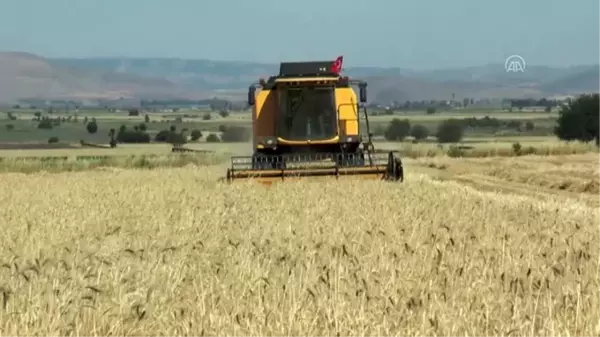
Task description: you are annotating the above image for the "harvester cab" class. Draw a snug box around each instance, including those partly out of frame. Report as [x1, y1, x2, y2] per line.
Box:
[226, 56, 404, 185]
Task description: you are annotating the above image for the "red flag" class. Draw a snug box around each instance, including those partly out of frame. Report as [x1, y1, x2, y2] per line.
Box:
[330, 56, 343, 74]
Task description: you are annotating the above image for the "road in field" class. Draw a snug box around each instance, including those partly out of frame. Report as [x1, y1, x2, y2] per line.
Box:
[406, 154, 600, 208]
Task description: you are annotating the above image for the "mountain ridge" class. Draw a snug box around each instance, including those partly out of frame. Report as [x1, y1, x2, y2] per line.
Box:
[1, 52, 597, 103]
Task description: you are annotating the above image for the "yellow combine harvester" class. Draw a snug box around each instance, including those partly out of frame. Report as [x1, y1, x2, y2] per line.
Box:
[225, 56, 404, 185]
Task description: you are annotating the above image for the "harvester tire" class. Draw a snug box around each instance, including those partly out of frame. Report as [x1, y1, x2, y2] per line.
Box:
[385, 152, 404, 182]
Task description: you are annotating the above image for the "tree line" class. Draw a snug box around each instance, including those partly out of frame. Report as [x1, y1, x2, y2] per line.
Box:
[382, 93, 599, 144]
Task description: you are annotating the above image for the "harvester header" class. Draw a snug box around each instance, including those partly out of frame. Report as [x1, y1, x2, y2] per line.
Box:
[226, 55, 404, 186]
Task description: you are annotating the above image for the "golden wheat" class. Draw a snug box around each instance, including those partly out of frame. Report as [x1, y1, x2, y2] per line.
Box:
[0, 164, 597, 336]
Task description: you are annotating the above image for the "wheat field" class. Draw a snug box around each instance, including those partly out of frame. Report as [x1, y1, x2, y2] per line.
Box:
[0, 158, 598, 336]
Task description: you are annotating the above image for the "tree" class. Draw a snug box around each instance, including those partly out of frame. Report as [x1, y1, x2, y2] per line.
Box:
[383, 118, 411, 141]
[525, 121, 535, 131]
[426, 107, 436, 115]
[86, 119, 98, 134]
[554, 93, 599, 145]
[190, 129, 203, 141]
[221, 126, 251, 142]
[410, 124, 429, 141]
[37, 118, 53, 129]
[109, 128, 117, 148]
[436, 119, 464, 143]
[144, 114, 150, 123]
[128, 109, 140, 116]
[116, 125, 151, 143]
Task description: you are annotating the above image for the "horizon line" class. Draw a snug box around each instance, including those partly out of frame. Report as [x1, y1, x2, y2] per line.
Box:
[1, 50, 598, 71]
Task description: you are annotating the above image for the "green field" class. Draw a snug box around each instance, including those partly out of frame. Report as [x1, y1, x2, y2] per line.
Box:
[0, 107, 588, 171]
[0, 108, 560, 145]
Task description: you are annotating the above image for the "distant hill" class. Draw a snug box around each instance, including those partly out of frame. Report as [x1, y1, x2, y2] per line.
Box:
[0, 52, 205, 103]
[0, 51, 597, 103]
[46, 56, 600, 101]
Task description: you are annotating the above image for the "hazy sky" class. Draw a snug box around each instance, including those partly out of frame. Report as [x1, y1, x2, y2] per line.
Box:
[2, 0, 598, 69]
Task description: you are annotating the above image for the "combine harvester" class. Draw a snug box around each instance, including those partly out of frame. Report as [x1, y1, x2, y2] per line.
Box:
[225, 56, 404, 185]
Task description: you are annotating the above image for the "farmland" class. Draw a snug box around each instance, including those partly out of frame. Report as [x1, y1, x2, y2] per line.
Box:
[0, 153, 598, 335]
[0, 107, 598, 335]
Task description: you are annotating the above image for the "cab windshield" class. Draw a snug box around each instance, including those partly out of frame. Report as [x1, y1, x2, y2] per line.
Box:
[277, 86, 337, 141]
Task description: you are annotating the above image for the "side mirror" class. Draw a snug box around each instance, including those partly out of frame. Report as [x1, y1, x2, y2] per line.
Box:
[248, 86, 256, 106]
[359, 83, 367, 103]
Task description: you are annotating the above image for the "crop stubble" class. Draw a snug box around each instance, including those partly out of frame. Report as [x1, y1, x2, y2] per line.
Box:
[0, 163, 597, 336]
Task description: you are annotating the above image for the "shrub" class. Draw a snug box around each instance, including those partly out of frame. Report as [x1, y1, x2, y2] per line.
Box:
[48, 136, 59, 144]
[426, 107, 436, 114]
[37, 119, 53, 129]
[436, 119, 464, 143]
[128, 109, 140, 116]
[383, 118, 411, 141]
[86, 120, 98, 134]
[219, 110, 229, 118]
[446, 146, 464, 157]
[512, 142, 522, 156]
[218, 125, 227, 133]
[203, 113, 212, 120]
[5, 124, 14, 131]
[206, 134, 220, 142]
[144, 114, 150, 123]
[138, 123, 147, 132]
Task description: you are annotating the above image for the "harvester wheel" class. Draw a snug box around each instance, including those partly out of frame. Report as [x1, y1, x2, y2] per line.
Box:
[385, 152, 404, 182]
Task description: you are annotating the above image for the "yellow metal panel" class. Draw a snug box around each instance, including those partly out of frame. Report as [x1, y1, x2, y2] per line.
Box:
[254, 89, 276, 143]
[335, 87, 359, 137]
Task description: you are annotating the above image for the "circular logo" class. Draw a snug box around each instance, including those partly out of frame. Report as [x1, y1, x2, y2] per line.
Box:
[505, 55, 526, 73]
